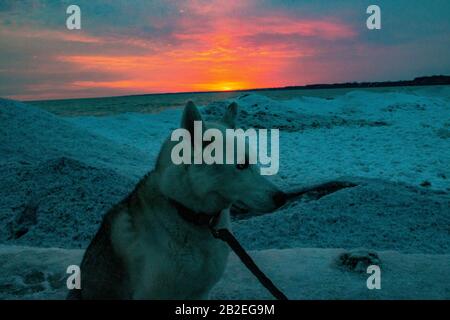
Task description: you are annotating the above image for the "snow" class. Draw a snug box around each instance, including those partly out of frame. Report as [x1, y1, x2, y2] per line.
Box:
[0, 98, 150, 179]
[0, 245, 82, 299]
[0, 86, 449, 299]
[65, 88, 450, 192]
[212, 247, 450, 300]
[233, 177, 450, 254]
[0, 99, 141, 248]
[224, 90, 450, 191]
[0, 157, 134, 248]
[1, 245, 448, 300]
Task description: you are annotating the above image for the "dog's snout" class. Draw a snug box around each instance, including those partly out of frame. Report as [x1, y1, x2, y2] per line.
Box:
[273, 192, 287, 207]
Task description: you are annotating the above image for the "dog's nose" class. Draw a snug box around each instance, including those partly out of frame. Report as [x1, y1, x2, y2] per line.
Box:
[273, 192, 287, 207]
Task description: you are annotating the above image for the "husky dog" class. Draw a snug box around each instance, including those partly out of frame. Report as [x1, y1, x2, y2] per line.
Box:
[68, 101, 286, 299]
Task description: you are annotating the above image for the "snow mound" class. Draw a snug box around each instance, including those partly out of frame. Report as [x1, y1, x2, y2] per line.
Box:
[0, 98, 150, 179]
[64, 91, 450, 191]
[66, 109, 181, 155]
[0, 157, 134, 248]
[296, 89, 449, 121]
[0, 98, 155, 248]
[201, 94, 389, 132]
[233, 177, 450, 254]
[0, 245, 448, 300]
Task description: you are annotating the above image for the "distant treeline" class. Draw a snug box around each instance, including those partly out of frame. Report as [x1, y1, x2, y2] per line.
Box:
[254, 75, 450, 92]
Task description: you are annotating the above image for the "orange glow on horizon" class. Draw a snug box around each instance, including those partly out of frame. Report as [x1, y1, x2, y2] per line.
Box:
[2, 0, 448, 101]
[3, 3, 358, 100]
[195, 81, 253, 92]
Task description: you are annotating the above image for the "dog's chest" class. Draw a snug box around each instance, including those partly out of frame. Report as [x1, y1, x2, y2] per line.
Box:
[124, 212, 230, 299]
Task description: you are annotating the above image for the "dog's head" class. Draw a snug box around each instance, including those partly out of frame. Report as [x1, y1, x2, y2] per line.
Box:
[156, 101, 286, 214]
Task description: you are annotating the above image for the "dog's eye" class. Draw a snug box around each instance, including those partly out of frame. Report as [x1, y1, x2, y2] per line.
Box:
[236, 162, 249, 170]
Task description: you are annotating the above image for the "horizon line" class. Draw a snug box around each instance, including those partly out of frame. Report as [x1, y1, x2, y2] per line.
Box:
[23, 74, 450, 103]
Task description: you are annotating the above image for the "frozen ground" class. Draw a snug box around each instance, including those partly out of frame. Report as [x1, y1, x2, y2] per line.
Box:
[0, 86, 449, 299]
[212, 247, 450, 299]
[0, 245, 448, 299]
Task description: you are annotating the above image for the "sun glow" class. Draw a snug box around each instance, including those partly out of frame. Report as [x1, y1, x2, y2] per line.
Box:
[44, 11, 356, 98]
[197, 81, 251, 92]
[1, 1, 360, 99]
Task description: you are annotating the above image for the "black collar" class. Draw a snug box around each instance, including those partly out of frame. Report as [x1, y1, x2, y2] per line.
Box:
[169, 198, 222, 228]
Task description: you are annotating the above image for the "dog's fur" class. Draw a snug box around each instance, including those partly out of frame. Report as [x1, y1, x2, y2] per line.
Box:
[68, 101, 285, 299]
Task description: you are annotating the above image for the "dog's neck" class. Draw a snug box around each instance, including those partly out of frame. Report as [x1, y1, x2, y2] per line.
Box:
[168, 198, 222, 228]
[132, 171, 224, 228]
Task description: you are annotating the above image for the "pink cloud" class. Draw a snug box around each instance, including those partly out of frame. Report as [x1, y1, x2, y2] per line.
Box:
[2, 1, 358, 99]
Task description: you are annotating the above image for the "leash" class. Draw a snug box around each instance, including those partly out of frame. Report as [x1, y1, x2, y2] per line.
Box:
[170, 199, 288, 300]
[209, 225, 288, 300]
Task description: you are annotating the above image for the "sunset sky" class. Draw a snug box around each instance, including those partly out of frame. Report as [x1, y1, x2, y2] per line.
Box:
[0, 0, 449, 100]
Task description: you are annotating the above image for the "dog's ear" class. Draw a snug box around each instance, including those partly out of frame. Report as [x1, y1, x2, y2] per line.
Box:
[181, 101, 204, 137]
[222, 102, 238, 128]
